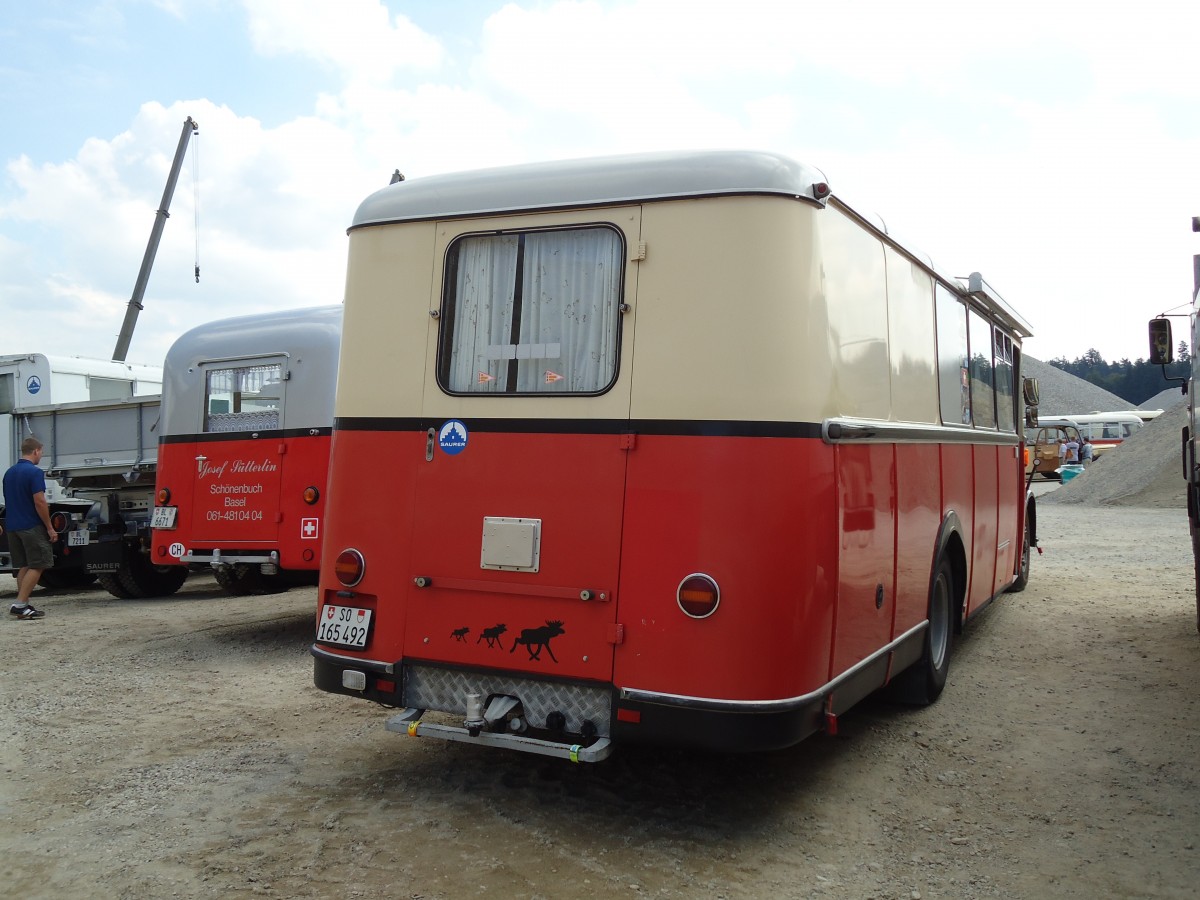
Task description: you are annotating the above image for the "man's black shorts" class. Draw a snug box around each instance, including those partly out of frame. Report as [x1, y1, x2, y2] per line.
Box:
[9, 527, 54, 570]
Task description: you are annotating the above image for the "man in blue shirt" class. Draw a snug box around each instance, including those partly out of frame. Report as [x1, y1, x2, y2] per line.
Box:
[2, 436, 57, 619]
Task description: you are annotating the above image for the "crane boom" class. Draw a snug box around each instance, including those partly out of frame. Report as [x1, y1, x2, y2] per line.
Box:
[112, 116, 198, 362]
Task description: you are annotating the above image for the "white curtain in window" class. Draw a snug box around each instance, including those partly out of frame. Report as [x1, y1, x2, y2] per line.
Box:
[517, 230, 621, 392]
[447, 235, 519, 392]
[447, 229, 620, 393]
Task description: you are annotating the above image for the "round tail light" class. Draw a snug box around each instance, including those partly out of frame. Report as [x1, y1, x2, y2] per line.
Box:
[677, 573, 720, 619]
[334, 548, 365, 587]
[157, 487, 171, 504]
[50, 511, 70, 533]
[303, 486, 320, 504]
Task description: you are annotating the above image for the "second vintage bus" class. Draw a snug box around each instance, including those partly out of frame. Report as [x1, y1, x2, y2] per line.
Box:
[310, 150, 1038, 761]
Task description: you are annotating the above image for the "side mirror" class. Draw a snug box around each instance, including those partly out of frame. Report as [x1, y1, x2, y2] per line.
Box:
[1149, 318, 1173, 365]
[1022, 377, 1040, 407]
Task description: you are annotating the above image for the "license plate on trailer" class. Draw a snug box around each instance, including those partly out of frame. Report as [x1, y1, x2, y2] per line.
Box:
[151, 506, 177, 529]
[317, 605, 373, 649]
[67, 530, 89, 547]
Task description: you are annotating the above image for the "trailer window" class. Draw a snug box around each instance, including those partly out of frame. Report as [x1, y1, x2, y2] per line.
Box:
[89, 377, 134, 401]
[438, 226, 623, 395]
[203, 363, 283, 432]
[0, 373, 13, 414]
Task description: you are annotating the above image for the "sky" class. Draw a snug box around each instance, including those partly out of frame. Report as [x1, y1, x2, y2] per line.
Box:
[1, 0, 1198, 370]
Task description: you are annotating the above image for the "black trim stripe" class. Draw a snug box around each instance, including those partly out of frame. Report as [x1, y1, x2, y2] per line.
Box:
[334, 417, 822, 439]
[331, 416, 1019, 444]
[159, 427, 333, 446]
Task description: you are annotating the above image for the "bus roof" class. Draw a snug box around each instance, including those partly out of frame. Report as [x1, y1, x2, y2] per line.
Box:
[350, 149, 1033, 339]
[351, 150, 831, 229]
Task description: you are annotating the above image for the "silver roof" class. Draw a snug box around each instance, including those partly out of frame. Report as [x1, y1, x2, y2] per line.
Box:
[350, 150, 830, 229]
[160, 305, 343, 436]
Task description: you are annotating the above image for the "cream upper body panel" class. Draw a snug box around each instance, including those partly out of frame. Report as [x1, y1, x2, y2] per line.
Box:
[335, 150, 1024, 429]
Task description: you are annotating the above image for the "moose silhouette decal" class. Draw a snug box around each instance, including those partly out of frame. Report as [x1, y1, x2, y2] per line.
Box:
[477, 623, 507, 649]
[510, 620, 565, 662]
[450, 626, 470, 642]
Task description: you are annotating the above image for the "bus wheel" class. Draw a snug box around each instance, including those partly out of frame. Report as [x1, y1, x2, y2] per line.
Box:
[890, 556, 954, 705]
[1008, 511, 1032, 593]
[214, 563, 286, 596]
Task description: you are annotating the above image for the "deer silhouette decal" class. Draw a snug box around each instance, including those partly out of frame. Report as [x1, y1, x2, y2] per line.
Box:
[477, 623, 507, 649]
[510, 620, 565, 662]
[450, 626, 470, 642]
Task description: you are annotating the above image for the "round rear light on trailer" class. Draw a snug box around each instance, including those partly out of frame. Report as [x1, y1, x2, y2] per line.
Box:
[677, 573, 720, 619]
[334, 548, 365, 587]
[303, 486, 320, 504]
[50, 512, 69, 533]
[157, 487, 171, 504]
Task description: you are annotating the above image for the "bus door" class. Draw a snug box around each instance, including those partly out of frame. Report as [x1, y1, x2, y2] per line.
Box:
[831, 443, 897, 682]
[406, 213, 639, 685]
[183, 357, 289, 548]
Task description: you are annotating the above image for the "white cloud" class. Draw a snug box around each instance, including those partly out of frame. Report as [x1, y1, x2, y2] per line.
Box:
[242, 0, 444, 79]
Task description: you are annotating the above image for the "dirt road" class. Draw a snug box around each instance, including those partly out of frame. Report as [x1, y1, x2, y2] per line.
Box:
[2, 502, 1198, 899]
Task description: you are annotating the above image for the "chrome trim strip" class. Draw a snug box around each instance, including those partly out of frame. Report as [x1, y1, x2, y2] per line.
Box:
[823, 417, 1021, 447]
[310, 644, 394, 675]
[619, 621, 927, 713]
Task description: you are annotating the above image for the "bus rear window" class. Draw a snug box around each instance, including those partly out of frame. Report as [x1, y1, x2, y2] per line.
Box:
[204, 363, 284, 433]
[438, 226, 623, 395]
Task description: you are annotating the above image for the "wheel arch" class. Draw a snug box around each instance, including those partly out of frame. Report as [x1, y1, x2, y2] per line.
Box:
[933, 512, 968, 634]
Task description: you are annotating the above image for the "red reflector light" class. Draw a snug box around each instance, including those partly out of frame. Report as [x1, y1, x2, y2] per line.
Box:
[303, 486, 320, 504]
[334, 548, 365, 587]
[677, 573, 720, 619]
[156, 487, 171, 504]
[376, 679, 396, 693]
[302, 548, 315, 562]
[616, 707, 641, 724]
[156, 545, 168, 558]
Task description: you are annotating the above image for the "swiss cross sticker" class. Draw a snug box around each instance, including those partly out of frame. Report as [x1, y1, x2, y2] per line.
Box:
[301, 518, 319, 539]
[325, 607, 335, 619]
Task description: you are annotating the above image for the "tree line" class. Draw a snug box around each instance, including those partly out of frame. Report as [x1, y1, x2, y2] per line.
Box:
[1047, 343, 1190, 406]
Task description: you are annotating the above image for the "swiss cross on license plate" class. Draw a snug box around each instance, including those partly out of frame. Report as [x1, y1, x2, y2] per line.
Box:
[317, 604, 372, 649]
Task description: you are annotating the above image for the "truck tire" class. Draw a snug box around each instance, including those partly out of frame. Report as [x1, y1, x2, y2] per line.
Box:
[115, 553, 188, 598]
[98, 573, 136, 599]
[214, 563, 286, 596]
[889, 556, 954, 705]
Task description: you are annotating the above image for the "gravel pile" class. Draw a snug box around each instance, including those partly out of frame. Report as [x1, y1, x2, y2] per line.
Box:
[1028, 356, 1190, 508]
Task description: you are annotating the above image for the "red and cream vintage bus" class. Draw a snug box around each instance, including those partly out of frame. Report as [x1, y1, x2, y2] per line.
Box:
[311, 150, 1038, 762]
[150, 305, 341, 594]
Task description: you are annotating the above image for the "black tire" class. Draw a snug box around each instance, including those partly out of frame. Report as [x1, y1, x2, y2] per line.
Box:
[213, 563, 286, 596]
[115, 553, 188, 598]
[1009, 509, 1032, 593]
[39, 569, 98, 591]
[891, 556, 954, 705]
[98, 572, 136, 599]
